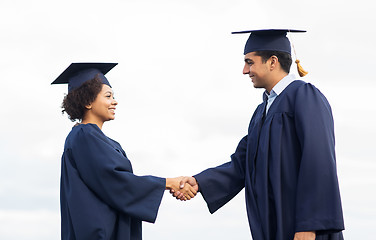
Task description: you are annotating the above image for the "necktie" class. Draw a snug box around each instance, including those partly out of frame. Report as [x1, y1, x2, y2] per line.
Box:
[262, 93, 268, 123]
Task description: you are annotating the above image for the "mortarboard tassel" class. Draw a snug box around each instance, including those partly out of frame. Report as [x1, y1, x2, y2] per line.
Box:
[295, 59, 308, 77]
[288, 29, 308, 77]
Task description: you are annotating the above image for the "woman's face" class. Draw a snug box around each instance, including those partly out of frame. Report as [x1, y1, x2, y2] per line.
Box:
[88, 84, 118, 123]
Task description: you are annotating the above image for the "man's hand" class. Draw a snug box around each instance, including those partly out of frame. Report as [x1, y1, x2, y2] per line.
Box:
[293, 231, 316, 240]
[166, 177, 197, 201]
[170, 176, 199, 200]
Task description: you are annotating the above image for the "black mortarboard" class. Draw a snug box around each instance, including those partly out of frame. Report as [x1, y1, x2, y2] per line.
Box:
[51, 63, 118, 92]
[232, 29, 308, 77]
[231, 29, 306, 55]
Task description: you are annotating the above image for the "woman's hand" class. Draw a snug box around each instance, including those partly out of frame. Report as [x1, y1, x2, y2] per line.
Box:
[293, 231, 316, 240]
[166, 177, 197, 201]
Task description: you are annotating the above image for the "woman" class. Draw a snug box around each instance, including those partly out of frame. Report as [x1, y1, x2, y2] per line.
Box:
[52, 63, 196, 240]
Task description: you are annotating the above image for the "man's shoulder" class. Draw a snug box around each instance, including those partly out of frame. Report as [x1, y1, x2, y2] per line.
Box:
[274, 80, 306, 102]
[282, 80, 325, 99]
[285, 80, 306, 93]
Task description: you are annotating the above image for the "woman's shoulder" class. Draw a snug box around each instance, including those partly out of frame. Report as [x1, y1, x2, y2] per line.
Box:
[64, 124, 126, 155]
[72, 123, 103, 135]
[65, 123, 105, 143]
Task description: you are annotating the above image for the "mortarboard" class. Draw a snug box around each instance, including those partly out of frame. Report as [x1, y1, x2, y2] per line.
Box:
[232, 29, 308, 77]
[51, 63, 118, 92]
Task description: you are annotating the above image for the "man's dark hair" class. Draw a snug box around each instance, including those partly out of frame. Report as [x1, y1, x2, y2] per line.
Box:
[62, 75, 103, 121]
[254, 51, 292, 74]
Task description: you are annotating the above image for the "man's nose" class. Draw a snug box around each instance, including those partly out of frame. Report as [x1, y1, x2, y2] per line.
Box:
[243, 64, 250, 75]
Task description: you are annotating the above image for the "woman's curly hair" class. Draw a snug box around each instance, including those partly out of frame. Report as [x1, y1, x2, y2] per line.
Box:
[62, 75, 103, 121]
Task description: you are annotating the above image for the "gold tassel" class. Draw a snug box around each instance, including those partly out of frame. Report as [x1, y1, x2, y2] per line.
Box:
[295, 59, 308, 77]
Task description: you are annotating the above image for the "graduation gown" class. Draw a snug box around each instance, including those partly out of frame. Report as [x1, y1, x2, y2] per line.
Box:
[60, 124, 165, 240]
[194, 80, 344, 240]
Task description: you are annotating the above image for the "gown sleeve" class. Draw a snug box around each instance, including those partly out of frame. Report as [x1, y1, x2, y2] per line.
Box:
[294, 83, 344, 233]
[194, 135, 248, 214]
[70, 126, 166, 223]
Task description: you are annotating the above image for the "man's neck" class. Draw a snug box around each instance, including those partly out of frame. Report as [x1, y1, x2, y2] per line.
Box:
[265, 72, 288, 93]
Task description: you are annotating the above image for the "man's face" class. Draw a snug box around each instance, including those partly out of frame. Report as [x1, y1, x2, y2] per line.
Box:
[243, 52, 270, 89]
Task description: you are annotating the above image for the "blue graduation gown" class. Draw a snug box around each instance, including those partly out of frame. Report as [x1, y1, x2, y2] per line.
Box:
[194, 81, 344, 240]
[60, 124, 165, 240]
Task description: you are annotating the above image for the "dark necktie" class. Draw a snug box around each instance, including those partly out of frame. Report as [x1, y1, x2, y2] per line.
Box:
[262, 93, 268, 123]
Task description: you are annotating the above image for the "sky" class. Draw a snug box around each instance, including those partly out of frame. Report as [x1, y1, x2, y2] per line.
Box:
[0, 0, 375, 239]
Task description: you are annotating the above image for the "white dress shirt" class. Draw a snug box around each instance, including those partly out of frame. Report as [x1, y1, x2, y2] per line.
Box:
[265, 74, 296, 115]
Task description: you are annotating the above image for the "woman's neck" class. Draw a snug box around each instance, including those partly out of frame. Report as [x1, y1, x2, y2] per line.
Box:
[81, 117, 104, 130]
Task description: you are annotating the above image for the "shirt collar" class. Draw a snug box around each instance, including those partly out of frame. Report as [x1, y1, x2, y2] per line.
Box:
[264, 74, 296, 98]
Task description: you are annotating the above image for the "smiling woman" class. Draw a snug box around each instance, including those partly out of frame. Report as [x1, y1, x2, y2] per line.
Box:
[61, 75, 103, 122]
[51, 63, 198, 240]
[83, 84, 118, 128]
[62, 76, 118, 129]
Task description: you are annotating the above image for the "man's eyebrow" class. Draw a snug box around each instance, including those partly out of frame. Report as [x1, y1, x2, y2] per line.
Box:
[244, 58, 253, 64]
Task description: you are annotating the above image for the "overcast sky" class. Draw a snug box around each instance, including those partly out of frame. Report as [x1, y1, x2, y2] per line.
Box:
[0, 0, 375, 239]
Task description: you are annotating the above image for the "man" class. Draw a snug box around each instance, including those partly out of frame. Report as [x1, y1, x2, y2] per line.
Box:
[178, 29, 344, 240]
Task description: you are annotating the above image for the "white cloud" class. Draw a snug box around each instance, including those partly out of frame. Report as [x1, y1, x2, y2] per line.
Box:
[0, 209, 60, 240]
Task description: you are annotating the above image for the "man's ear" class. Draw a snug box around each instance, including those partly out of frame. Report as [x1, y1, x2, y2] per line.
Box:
[269, 55, 279, 70]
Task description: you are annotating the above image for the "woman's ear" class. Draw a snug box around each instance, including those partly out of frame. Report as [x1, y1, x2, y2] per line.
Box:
[85, 104, 92, 110]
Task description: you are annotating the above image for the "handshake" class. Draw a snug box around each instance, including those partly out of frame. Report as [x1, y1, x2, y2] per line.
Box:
[165, 176, 198, 201]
